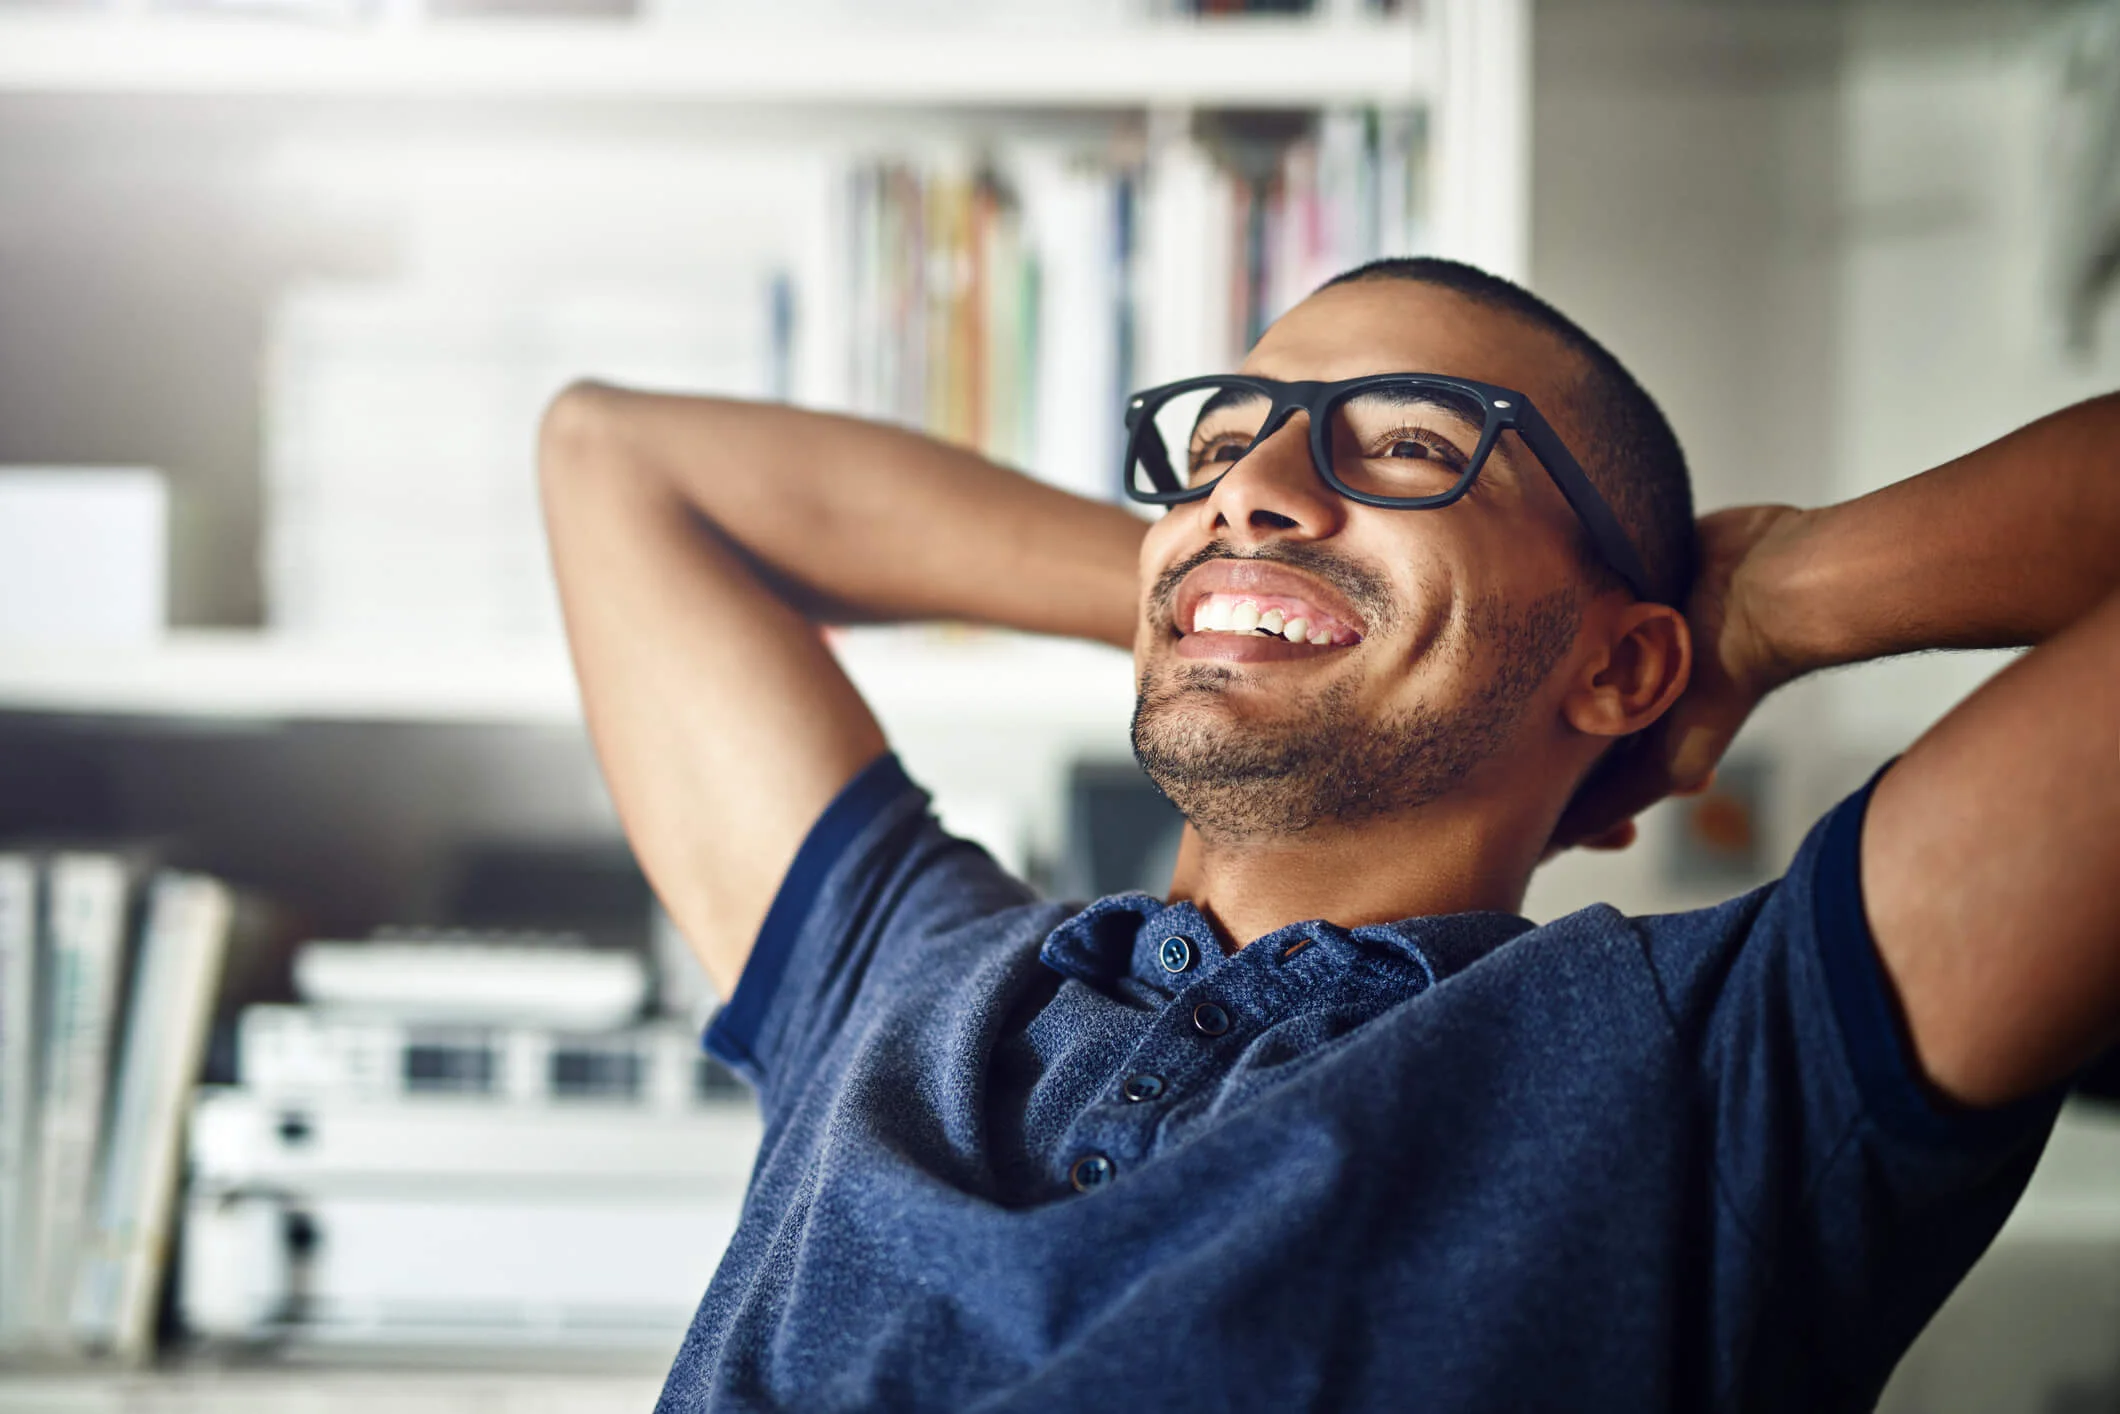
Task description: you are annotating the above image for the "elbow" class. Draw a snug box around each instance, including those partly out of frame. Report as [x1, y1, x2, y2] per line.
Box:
[538, 379, 622, 490]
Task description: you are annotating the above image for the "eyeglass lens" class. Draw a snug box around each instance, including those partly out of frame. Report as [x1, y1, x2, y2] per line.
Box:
[1128, 379, 1490, 502]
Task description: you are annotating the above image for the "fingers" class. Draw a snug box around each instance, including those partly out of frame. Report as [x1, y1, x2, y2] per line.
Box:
[1668, 723, 1731, 795]
[1552, 747, 1674, 850]
[1552, 752, 1721, 859]
[1582, 819, 1638, 851]
[1538, 811, 1639, 864]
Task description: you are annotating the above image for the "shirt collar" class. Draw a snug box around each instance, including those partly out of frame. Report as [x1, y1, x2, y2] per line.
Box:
[1039, 891, 1534, 995]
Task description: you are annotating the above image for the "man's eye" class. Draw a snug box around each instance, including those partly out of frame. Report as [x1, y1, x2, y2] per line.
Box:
[1189, 439, 1249, 473]
[1370, 429, 1466, 469]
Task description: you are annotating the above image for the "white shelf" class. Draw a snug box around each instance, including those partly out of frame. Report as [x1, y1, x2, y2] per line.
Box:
[0, 628, 1137, 728]
[0, 632, 579, 724]
[0, 16, 1433, 107]
[0, 1367, 667, 1414]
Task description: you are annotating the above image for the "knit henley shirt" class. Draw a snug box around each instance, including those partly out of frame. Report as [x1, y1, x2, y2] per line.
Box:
[655, 754, 2061, 1413]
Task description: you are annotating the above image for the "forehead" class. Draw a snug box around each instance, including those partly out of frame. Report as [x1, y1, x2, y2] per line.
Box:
[1240, 280, 1584, 419]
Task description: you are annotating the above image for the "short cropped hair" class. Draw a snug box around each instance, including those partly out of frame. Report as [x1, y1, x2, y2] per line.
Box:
[1319, 257, 1696, 606]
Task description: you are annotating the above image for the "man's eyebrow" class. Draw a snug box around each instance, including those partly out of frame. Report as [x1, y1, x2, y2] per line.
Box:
[1348, 383, 1486, 416]
[1194, 384, 1269, 424]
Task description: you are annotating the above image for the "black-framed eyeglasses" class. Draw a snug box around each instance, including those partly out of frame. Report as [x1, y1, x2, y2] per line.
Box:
[1120, 373, 1654, 601]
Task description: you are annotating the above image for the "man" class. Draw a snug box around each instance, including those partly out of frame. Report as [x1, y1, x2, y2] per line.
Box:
[538, 257, 2120, 1411]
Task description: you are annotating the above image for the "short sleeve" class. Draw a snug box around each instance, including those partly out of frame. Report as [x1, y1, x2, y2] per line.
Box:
[1805, 769, 2065, 1151]
[1641, 770, 2067, 1408]
[703, 752, 1035, 1118]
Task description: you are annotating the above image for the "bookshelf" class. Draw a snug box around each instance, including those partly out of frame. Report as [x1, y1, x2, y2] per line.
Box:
[0, 0, 1529, 658]
[0, 0, 1529, 743]
[0, 628, 1137, 729]
[0, 1363, 668, 1411]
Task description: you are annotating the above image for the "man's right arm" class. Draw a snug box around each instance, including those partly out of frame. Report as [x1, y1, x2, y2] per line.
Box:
[538, 385, 1144, 998]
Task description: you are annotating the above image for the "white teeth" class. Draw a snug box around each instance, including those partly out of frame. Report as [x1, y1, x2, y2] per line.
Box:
[1187, 595, 1351, 643]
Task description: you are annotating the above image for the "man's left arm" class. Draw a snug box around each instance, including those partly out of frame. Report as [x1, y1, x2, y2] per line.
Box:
[1736, 396, 2120, 1108]
[1572, 394, 2120, 1109]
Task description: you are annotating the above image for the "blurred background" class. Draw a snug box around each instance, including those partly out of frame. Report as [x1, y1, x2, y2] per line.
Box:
[2, 0, 2120, 1407]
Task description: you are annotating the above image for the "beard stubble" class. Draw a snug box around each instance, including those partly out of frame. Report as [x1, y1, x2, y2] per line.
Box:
[1130, 584, 1582, 841]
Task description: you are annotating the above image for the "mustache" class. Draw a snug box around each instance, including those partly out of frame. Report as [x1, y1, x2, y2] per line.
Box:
[1147, 540, 1399, 632]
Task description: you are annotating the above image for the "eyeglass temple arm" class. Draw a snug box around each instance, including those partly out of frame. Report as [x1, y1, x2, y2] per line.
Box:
[1509, 403, 1657, 601]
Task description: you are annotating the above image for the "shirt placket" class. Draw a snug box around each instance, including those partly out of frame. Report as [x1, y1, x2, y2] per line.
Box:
[1055, 913, 1323, 1196]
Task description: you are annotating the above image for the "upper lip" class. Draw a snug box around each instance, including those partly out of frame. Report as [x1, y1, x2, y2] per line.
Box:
[1169, 557, 1370, 640]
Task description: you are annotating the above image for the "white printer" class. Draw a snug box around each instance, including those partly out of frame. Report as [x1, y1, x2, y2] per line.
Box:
[180, 935, 759, 1351]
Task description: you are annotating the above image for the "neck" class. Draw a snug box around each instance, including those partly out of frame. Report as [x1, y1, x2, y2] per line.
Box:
[1164, 788, 1552, 950]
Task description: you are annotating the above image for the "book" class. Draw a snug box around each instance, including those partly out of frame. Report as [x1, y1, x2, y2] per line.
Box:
[71, 873, 235, 1362]
[1139, 129, 1239, 386]
[0, 854, 39, 1346]
[1018, 148, 1122, 503]
[840, 158, 1043, 476]
[26, 852, 135, 1346]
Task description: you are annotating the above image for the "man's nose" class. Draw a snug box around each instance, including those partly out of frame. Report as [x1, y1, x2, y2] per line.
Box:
[1199, 409, 1345, 545]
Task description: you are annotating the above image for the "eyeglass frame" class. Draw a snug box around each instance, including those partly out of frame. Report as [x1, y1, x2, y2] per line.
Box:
[1120, 373, 1655, 602]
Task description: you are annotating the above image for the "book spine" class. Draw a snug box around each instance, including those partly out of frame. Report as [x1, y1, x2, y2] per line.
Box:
[1020, 151, 1112, 502]
[0, 855, 39, 1347]
[28, 853, 131, 1346]
[73, 875, 235, 1361]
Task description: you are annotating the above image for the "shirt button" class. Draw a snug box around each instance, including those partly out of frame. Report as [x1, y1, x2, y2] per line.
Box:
[1122, 1073, 1166, 1103]
[1192, 1002, 1230, 1037]
[1159, 935, 1193, 973]
[1070, 1153, 1116, 1192]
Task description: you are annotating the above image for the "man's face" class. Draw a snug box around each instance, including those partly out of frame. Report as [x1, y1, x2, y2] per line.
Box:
[1131, 279, 1612, 841]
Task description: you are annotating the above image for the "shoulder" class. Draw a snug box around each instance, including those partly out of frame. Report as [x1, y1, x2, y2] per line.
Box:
[707, 753, 1050, 1098]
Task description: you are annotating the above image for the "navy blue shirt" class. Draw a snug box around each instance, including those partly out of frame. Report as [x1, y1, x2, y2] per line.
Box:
[659, 755, 2060, 1413]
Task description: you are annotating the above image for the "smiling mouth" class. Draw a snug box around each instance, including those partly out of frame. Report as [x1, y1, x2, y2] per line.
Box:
[1180, 593, 1363, 649]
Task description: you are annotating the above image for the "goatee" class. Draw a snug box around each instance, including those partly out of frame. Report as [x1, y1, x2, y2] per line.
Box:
[1131, 586, 1581, 841]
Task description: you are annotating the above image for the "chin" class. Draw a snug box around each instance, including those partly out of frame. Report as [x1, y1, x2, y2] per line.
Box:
[1136, 656, 1300, 726]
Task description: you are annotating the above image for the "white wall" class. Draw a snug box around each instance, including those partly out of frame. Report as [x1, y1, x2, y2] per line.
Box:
[1523, 0, 2119, 923]
[1827, 9, 2120, 749]
[1523, 0, 1857, 921]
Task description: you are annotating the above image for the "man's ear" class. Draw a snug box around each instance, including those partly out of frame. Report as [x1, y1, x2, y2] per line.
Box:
[1561, 602, 1691, 739]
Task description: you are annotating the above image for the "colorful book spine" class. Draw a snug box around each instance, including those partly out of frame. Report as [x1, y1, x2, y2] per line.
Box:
[842, 157, 1043, 478]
